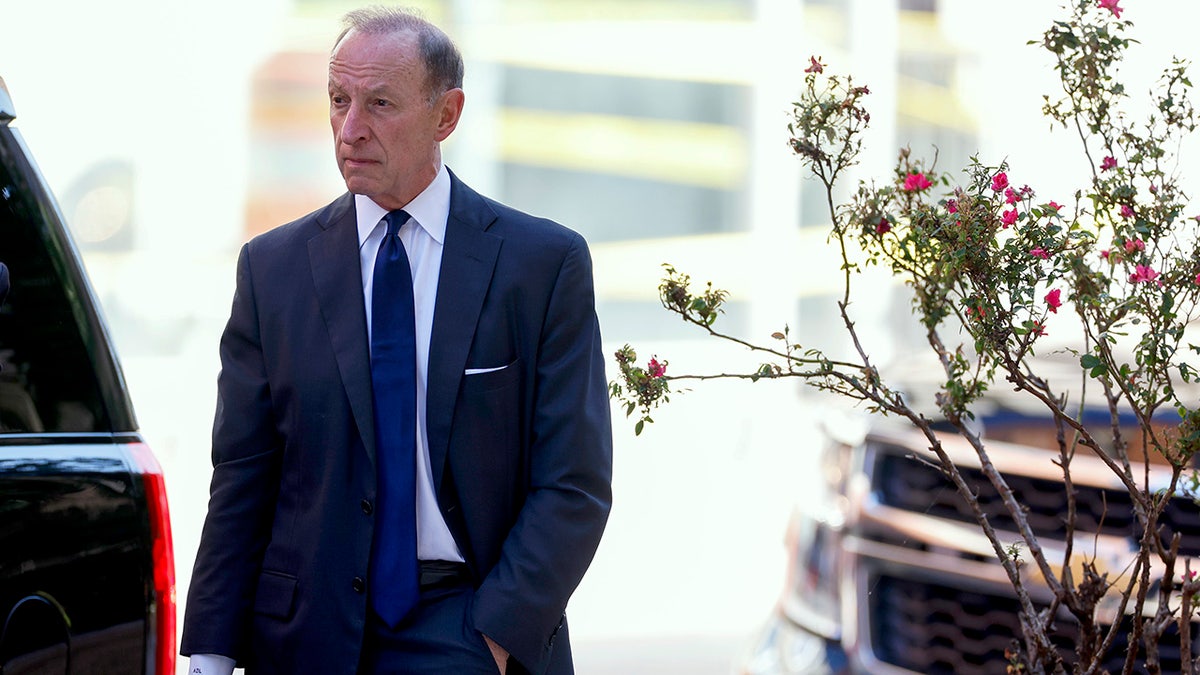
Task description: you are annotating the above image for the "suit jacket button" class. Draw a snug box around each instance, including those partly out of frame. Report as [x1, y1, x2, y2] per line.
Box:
[352, 577, 366, 593]
[361, 499, 373, 515]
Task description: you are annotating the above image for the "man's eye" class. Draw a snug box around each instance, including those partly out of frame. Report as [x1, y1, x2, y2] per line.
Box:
[330, 95, 347, 105]
[374, 99, 390, 107]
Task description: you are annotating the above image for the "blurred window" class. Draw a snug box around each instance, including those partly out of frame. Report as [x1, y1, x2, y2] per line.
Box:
[896, 121, 975, 186]
[499, 67, 750, 242]
[502, 164, 744, 243]
[899, 52, 954, 88]
[502, 66, 748, 126]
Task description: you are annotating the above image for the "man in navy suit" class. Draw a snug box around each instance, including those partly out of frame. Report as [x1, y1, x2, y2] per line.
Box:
[180, 7, 612, 674]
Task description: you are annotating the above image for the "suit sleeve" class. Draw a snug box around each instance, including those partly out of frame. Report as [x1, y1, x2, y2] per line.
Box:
[471, 232, 614, 673]
[180, 243, 283, 663]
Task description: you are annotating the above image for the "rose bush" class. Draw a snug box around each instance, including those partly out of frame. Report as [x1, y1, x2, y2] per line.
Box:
[610, 0, 1200, 671]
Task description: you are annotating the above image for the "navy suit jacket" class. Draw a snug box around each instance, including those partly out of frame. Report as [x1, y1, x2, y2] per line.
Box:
[180, 172, 613, 674]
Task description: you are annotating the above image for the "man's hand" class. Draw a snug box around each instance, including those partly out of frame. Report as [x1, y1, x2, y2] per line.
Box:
[482, 634, 508, 674]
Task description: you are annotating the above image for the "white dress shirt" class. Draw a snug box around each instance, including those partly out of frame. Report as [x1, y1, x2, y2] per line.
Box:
[355, 164, 464, 563]
[189, 165, 462, 675]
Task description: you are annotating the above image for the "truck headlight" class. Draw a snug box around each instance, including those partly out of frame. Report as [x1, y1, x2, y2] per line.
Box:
[781, 508, 843, 640]
[739, 612, 841, 675]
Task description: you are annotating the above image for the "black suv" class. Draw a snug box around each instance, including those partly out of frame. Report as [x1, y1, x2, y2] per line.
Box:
[0, 76, 176, 674]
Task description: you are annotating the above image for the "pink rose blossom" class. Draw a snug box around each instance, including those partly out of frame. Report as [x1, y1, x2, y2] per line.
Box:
[1100, 155, 1118, 171]
[1001, 208, 1018, 227]
[1194, 273, 1200, 286]
[1031, 247, 1050, 260]
[991, 172, 1009, 192]
[876, 218, 891, 234]
[1004, 187, 1018, 204]
[805, 56, 824, 74]
[647, 358, 666, 378]
[1130, 265, 1162, 285]
[1048, 201, 1063, 212]
[1123, 238, 1145, 253]
[1130, 265, 1161, 285]
[1045, 288, 1062, 313]
[1101, 249, 1111, 260]
[903, 172, 932, 191]
[1098, 0, 1124, 18]
[1120, 204, 1135, 219]
[946, 199, 958, 214]
[1032, 321, 1046, 337]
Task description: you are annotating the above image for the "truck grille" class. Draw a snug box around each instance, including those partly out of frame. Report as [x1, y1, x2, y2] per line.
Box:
[875, 449, 1200, 555]
[869, 572, 1197, 674]
[866, 442, 1200, 672]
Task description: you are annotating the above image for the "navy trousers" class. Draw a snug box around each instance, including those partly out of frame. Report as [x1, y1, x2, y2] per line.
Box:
[358, 584, 500, 674]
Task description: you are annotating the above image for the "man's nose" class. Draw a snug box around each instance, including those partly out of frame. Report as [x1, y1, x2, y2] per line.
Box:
[339, 104, 369, 143]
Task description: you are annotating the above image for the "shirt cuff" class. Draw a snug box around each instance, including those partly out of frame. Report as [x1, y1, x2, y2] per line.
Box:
[188, 653, 236, 675]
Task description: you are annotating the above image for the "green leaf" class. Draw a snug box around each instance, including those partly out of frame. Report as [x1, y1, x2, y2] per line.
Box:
[1081, 354, 1107, 378]
[1161, 292, 1175, 315]
[635, 419, 645, 436]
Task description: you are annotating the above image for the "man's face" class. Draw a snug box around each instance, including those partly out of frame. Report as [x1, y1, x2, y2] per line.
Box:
[328, 29, 457, 210]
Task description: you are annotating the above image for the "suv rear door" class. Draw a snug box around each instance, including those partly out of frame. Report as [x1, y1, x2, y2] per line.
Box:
[0, 81, 175, 675]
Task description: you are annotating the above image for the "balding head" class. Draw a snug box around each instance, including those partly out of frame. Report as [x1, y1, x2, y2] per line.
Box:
[335, 6, 463, 103]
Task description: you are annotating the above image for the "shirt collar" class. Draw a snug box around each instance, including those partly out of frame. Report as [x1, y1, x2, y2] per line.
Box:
[355, 164, 451, 248]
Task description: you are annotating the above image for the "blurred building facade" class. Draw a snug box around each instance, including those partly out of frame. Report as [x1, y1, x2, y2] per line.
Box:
[233, 0, 981, 363]
[10, 0, 1197, 379]
[0, 0, 1006, 365]
[9, 0, 1199, 670]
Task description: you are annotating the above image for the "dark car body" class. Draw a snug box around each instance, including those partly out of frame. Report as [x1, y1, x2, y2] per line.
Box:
[0, 77, 175, 675]
[737, 395, 1199, 674]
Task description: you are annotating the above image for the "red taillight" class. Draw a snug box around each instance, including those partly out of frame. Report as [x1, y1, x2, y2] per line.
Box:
[128, 442, 177, 675]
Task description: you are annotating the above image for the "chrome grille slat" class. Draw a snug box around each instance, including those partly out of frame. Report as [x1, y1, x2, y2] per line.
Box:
[874, 448, 1200, 554]
[869, 571, 1195, 674]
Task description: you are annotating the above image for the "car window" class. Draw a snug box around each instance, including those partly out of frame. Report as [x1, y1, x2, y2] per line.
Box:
[0, 134, 109, 433]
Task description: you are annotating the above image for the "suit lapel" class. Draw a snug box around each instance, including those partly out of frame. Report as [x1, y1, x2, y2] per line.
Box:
[426, 173, 501, 490]
[308, 194, 377, 462]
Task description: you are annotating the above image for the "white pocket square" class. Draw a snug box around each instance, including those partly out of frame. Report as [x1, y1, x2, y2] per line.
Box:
[465, 365, 507, 375]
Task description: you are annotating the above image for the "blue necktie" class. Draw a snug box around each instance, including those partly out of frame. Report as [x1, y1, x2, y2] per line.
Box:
[368, 209, 419, 626]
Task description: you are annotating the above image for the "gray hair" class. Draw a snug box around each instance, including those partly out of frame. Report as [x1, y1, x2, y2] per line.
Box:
[335, 6, 464, 101]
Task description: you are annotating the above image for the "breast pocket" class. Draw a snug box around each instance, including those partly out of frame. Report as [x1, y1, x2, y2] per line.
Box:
[462, 359, 520, 393]
[452, 359, 521, 479]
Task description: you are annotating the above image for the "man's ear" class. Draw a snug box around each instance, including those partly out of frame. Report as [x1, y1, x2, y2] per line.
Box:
[434, 88, 465, 142]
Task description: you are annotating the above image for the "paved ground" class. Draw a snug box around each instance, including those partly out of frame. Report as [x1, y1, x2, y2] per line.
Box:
[573, 635, 746, 674]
